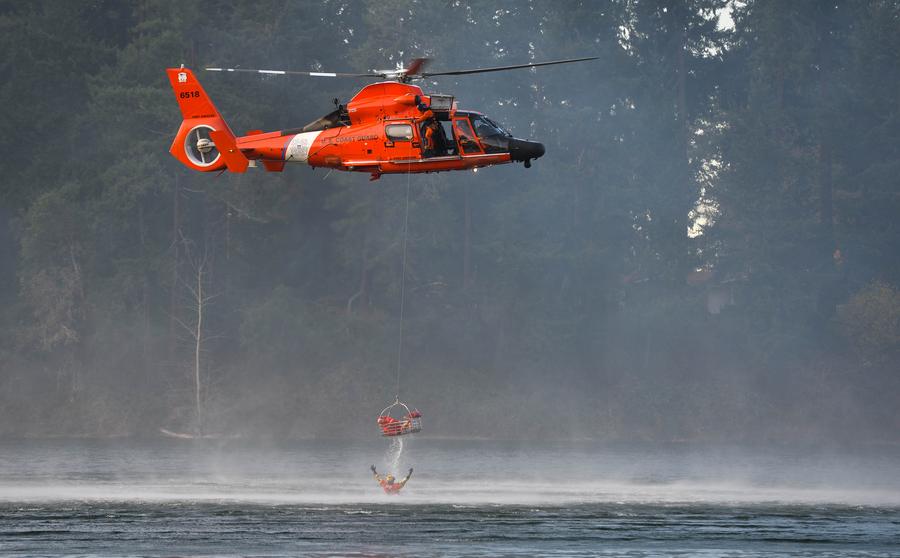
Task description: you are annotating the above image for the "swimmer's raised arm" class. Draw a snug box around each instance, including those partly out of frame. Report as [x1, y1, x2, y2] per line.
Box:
[398, 467, 413, 487]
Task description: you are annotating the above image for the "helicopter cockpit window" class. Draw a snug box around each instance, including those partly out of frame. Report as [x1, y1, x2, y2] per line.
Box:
[299, 107, 350, 134]
[385, 123, 414, 141]
[470, 115, 510, 138]
[485, 117, 511, 136]
[469, 115, 510, 154]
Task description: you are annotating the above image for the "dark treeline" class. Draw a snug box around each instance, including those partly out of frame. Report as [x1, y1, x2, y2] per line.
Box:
[1, 0, 897, 441]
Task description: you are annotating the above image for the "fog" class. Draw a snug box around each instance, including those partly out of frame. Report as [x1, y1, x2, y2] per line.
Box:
[2, 439, 898, 508]
[0, 1, 898, 450]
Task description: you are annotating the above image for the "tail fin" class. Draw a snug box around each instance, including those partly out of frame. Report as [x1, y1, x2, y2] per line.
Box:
[166, 67, 248, 173]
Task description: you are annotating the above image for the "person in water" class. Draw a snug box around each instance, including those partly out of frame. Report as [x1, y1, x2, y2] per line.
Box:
[371, 465, 413, 494]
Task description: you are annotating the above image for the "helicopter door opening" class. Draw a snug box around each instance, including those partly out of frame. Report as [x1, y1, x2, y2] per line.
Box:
[439, 122, 456, 155]
[454, 118, 482, 155]
[419, 119, 455, 158]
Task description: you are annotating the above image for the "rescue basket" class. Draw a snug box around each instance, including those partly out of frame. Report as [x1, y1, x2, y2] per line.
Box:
[377, 399, 422, 437]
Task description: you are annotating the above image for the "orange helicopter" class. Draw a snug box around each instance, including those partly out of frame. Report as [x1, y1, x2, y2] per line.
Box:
[166, 57, 595, 180]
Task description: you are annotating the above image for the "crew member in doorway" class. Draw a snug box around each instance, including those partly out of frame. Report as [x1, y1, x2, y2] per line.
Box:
[371, 465, 413, 494]
[422, 119, 439, 157]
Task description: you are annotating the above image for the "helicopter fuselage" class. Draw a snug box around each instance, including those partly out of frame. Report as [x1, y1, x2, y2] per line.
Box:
[167, 68, 544, 179]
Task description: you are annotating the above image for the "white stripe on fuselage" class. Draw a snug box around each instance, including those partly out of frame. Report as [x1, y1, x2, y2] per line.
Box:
[284, 131, 322, 163]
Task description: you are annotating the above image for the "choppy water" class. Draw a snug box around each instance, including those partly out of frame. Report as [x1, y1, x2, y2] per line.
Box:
[1, 439, 899, 556]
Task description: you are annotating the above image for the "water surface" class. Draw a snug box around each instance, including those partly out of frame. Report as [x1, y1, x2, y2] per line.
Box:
[1, 439, 898, 556]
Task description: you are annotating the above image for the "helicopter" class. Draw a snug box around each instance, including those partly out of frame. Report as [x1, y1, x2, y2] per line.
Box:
[166, 56, 596, 180]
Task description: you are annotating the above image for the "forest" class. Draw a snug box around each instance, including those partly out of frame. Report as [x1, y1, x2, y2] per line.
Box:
[0, 0, 898, 442]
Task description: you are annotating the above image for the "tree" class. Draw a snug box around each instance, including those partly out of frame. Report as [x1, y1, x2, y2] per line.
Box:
[837, 280, 900, 364]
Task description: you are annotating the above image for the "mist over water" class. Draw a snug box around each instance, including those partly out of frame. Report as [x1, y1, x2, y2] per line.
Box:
[2, 439, 899, 506]
[2, 440, 899, 556]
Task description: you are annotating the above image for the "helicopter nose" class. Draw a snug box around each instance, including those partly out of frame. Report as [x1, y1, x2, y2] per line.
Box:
[508, 138, 545, 163]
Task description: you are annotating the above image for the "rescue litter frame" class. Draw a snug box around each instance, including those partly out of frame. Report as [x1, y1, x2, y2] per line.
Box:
[377, 399, 422, 437]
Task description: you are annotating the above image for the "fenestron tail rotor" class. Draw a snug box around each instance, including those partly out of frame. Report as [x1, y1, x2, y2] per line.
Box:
[205, 56, 596, 84]
[184, 125, 220, 167]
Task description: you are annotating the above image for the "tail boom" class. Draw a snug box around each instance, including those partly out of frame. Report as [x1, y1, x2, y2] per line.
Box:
[166, 67, 324, 174]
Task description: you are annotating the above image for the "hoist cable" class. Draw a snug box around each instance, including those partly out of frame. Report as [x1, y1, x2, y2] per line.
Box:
[395, 163, 412, 399]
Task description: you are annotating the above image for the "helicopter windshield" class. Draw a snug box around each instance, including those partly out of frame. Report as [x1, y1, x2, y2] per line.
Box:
[486, 117, 511, 136]
[470, 115, 511, 139]
[468, 115, 510, 154]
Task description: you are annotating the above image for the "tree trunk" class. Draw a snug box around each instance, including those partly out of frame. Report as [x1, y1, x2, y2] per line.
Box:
[139, 204, 150, 386]
[68, 243, 85, 403]
[169, 174, 180, 362]
[671, 4, 692, 278]
[194, 264, 204, 436]
[676, 23, 689, 159]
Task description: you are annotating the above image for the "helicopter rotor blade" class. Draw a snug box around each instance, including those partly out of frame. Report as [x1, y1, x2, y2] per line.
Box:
[404, 57, 429, 77]
[415, 56, 598, 79]
[205, 67, 383, 78]
[205, 56, 597, 82]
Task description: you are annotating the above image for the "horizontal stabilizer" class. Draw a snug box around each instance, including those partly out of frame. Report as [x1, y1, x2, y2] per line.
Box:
[209, 130, 249, 173]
